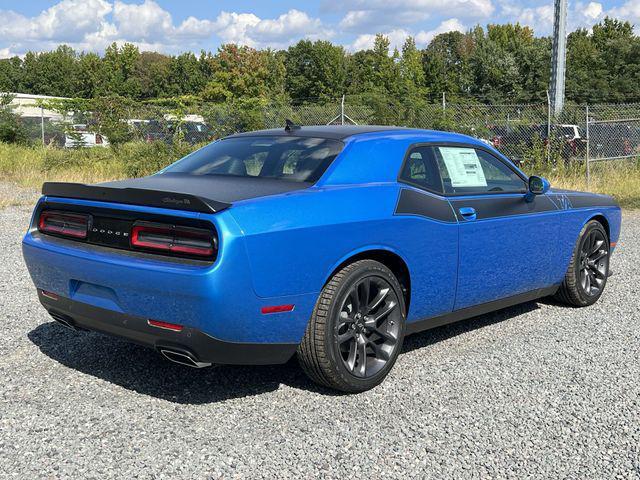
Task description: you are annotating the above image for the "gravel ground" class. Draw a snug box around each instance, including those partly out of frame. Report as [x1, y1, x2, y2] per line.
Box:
[0, 202, 638, 479]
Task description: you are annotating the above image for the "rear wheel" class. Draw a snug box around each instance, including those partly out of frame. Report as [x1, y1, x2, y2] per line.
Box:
[297, 260, 406, 393]
[556, 220, 610, 307]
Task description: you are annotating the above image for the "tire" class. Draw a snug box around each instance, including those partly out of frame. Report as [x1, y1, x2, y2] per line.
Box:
[555, 220, 610, 307]
[297, 259, 406, 393]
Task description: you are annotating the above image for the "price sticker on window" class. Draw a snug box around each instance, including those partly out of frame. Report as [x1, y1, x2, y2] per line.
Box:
[438, 147, 487, 188]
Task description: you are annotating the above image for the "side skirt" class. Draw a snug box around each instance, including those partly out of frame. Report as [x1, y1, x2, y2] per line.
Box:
[405, 285, 560, 335]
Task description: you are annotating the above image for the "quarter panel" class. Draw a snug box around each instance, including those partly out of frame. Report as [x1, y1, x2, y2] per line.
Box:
[230, 185, 459, 321]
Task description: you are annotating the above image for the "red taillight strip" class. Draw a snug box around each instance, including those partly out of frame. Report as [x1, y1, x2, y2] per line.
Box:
[147, 319, 184, 332]
[38, 211, 90, 239]
[131, 223, 215, 257]
[261, 304, 295, 314]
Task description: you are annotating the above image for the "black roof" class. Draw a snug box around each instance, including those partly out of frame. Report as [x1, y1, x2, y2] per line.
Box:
[228, 125, 412, 140]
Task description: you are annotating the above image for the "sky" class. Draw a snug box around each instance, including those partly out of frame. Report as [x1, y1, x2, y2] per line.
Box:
[0, 0, 638, 58]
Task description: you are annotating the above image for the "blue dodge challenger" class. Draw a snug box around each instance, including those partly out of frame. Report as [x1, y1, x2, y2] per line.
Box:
[22, 125, 621, 392]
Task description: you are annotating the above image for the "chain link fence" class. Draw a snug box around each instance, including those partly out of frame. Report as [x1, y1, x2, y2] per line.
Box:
[7, 93, 640, 172]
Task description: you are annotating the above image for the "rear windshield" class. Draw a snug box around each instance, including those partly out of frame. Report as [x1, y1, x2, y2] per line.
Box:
[164, 136, 344, 183]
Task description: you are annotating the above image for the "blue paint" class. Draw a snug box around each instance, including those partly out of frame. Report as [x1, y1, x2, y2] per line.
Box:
[22, 129, 622, 346]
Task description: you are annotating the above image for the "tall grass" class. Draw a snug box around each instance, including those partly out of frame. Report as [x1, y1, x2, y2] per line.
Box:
[523, 154, 640, 209]
[0, 141, 638, 209]
[0, 142, 197, 206]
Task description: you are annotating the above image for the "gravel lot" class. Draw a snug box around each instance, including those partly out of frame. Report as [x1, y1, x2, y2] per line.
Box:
[0, 201, 638, 479]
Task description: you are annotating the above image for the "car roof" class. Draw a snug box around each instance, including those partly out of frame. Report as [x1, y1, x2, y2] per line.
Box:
[227, 125, 422, 140]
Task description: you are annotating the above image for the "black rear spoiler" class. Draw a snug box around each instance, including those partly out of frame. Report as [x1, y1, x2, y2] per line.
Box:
[42, 182, 230, 214]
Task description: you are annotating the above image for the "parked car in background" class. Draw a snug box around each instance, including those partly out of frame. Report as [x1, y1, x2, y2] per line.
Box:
[64, 124, 108, 148]
[131, 119, 213, 145]
[589, 123, 640, 158]
[23, 125, 621, 392]
[489, 123, 587, 163]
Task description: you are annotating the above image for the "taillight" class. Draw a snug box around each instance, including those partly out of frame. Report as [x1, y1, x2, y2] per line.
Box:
[130, 221, 215, 258]
[38, 211, 90, 239]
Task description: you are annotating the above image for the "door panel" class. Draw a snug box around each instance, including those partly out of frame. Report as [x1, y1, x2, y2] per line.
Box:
[451, 194, 561, 310]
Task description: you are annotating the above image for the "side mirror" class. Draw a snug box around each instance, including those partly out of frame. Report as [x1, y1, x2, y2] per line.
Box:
[526, 175, 550, 202]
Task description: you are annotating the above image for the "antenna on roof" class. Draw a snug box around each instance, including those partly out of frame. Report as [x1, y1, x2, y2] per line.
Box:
[285, 119, 301, 132]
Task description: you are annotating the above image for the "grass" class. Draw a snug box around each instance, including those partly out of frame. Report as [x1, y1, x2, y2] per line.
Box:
[0, 142, 196, 207]
[531, 159, 640, 209]
[0, 142, 638, 209]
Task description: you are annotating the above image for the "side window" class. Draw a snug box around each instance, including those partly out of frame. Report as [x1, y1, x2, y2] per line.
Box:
[399, 146, 444, 193]
[433, 146, 526, 194]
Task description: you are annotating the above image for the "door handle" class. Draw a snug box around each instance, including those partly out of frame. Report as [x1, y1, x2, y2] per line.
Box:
[459, 207, 477, 221]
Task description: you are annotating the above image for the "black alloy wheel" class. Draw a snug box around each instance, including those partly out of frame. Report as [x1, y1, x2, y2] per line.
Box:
[578, 227, 609, 297]
[336, 276, 401, 379]
[297, 259, 406, 393]
[556, 220, 610, 307]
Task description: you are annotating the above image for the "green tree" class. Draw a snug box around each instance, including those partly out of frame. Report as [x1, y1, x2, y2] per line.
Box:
[0, 93, 27, 143]
[167, 52, 206, 96]
[103, 43, 141, 98]
[21, 45, 79, 97]
[0, 57, 23, 93]
[202, 44, 283, 101]
[423, 31, 473, 100]
[135, 51, 172, 99]
[76, 52, 107, 98]
[285, 40, 347, 100]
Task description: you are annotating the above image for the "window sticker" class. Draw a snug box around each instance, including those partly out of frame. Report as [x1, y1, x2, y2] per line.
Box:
[438, 147, 487, 187]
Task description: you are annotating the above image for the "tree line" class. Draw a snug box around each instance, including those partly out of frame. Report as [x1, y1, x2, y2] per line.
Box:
[0, 17, 639, 106]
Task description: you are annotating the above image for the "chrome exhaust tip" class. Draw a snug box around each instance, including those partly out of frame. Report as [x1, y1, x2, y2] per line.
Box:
[159, 348, 211, 368]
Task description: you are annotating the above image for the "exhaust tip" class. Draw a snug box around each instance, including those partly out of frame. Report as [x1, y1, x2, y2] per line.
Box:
[49, 311, 78, 331]
[159, 348, 211, 368]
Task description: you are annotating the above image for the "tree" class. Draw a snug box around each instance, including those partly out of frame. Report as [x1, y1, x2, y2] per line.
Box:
[399, 37, 427, 97]
[0, 57, 23, 93]
[135, 52, 172, 99]
[423, 31, 472, 100]
[76, 52, 107, 98]
[167, 52, 206, 97]
[201, 44, 285, 102]
[285, 40, 347, 100]
[103, 43, 141, 98]
[0, 93, 27, 143]
[21, 46, 79, 97]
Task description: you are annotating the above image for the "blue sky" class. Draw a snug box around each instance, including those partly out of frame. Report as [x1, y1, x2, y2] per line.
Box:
[0, 0, 638, 58]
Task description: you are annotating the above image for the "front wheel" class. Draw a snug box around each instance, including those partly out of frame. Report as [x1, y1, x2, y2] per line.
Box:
[297, 260, 406, 393]
[556, 220, 610, 307]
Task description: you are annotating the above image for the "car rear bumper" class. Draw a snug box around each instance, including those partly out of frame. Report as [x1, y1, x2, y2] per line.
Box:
[39, 290, 297, 366]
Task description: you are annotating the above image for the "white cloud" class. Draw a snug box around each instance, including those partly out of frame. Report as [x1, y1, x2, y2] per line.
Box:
[583, 2, 604, 20]
[335, 0, 492, 33]
[0, 47, 17, 59]
[0, 2, 330, 55]
[608, 0, 640, 32]
[339, 9, 419, 31]
[415, 18, 466, 45]
[350, 29, 410, 51]
[112, 0, 173, 40]
[349, 19, 465, 51]
[0, 0, 112, 43]
[212, 9, 331, 48]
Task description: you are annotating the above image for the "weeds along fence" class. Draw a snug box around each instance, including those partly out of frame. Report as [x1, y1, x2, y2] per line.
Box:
[5, 94, 640, 176]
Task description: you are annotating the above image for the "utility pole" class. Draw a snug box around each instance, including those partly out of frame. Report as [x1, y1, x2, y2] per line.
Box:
[550, 0, 568, 118]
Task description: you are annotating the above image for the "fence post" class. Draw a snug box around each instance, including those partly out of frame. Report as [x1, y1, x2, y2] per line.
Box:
[40, 106, 45, 147]
[546, 90, 551, 164]
[341, 95, 345, 125]
[585, 105, 590, 187]
[442, 92, 446, 113]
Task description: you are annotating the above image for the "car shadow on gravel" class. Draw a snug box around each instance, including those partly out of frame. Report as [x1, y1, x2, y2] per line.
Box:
[28, 300, 541, 403]
[401, 300, 540, 354]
